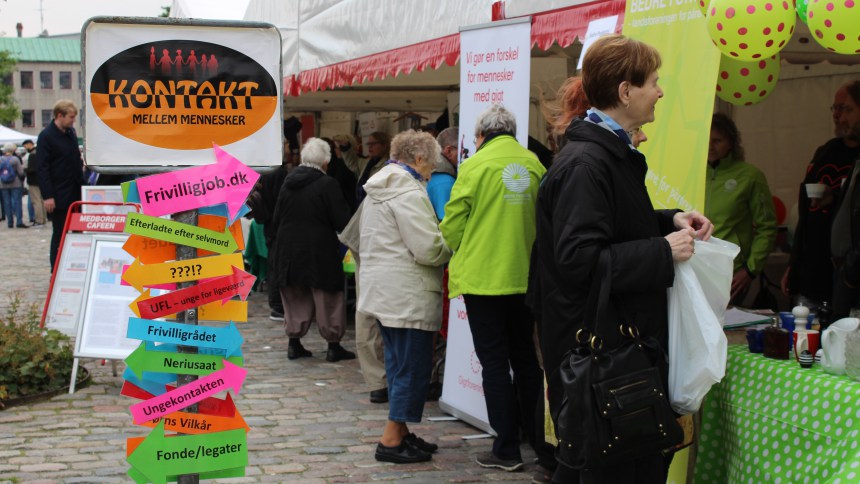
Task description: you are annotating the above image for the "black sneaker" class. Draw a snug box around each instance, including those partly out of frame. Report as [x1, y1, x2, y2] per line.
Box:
[374, 441, 431, 464]
[287, 344, 312, 360]
[369, 387, 388, 403]
[269, 309, 284, 321]
[325, 344, 356, 362]
[403, 433, 438, 453]
[475, 452, 523, 471]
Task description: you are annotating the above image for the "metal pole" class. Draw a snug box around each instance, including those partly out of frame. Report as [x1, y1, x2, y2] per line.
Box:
[174, 208, 199, 484]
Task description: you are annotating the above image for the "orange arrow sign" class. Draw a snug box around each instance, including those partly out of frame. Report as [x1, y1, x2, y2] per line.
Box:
[140, 408, 249, 435]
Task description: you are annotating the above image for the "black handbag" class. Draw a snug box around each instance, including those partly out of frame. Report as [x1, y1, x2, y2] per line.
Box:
[554, 251, 683, 470]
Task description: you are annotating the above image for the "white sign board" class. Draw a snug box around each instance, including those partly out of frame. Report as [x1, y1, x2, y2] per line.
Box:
[45, 233, 95, 336]
[74, 235, 146, 359]
[439, 296, 492, 433]
[83, 17, 282, 170]
[577, 16, 620, 70]
[458, 18, 531, 162]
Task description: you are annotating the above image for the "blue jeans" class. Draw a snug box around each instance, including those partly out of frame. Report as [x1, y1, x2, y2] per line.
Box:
[27, 193, 34, 222]
[464, 293, 544, 461]
[378, 322, 434, 423]
[0, 187, 23, 227]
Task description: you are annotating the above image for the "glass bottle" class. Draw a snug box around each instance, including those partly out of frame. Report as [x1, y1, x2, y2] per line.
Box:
[763, 316, 790, 360]
[818, 301, 832, 331]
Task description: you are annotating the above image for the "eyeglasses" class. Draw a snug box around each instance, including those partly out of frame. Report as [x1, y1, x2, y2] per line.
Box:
[831, 104, 855, 114]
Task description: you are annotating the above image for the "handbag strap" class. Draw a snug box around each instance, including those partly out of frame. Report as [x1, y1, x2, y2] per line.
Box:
[580, 249, 618, 348]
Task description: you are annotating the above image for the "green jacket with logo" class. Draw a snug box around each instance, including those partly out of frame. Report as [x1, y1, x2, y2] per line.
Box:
[440, 134, 546, 297]
[704, 154, 777, 274]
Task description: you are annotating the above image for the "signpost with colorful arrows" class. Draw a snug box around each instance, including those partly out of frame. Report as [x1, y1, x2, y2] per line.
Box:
[120, 144, 255, 482]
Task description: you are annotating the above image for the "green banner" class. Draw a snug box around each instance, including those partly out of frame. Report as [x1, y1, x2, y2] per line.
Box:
[124, 213, 238, 255]
[624, 2, 721, 211]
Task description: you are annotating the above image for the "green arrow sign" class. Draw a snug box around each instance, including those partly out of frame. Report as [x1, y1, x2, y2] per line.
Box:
[127, 421, 247, 484]
[124, 212, 238, 255]
[125, 343, 243, 379]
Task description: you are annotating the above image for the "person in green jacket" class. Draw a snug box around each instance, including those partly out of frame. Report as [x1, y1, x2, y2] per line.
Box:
[440, 104, 552, 474]
[705, 113, 777, 305]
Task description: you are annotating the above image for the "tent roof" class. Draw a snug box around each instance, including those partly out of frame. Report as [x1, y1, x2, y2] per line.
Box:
[0, 125, 36, 144]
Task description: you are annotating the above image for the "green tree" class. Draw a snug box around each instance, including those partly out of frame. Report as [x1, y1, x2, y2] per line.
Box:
[160, 6, 171, 17]
[0, 50, 19, 126]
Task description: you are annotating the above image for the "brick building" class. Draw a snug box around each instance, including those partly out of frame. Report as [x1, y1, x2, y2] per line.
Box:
[0, 37, 82, 139]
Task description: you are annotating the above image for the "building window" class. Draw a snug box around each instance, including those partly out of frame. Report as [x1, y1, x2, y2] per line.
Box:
[22, 110, 34, 128]
[59, 71, 72, 89]
[7, 120, 14, 128]
[41, 109, 52, 127]
[20, 71, 33, 89]
[40, 71, 52, 89]
[1, 73, 11, 86]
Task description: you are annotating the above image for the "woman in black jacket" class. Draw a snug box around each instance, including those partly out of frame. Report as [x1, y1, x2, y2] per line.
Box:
[530, 35, 713, 483]
[271, 138, 355, 362]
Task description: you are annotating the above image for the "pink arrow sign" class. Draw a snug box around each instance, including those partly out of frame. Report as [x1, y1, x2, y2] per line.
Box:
[135, 144, 259, 219]
[136, 266, 255, 320]
[130, 360, 247, 424]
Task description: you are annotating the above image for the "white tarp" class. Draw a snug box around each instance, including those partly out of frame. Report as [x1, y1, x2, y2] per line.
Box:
[0, 125, 35, 144]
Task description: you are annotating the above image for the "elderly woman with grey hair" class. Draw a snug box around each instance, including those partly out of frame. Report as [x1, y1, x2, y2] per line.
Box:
[0, 142, 27, 229]
[358, 129, 452, 464]
[270, 137, 355, 362]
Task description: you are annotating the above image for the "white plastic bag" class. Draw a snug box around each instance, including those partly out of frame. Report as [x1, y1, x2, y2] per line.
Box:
[667, 237, 739, 415]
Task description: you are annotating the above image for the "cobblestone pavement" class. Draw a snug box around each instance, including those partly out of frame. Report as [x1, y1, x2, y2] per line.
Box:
[0, 223, 538, 483]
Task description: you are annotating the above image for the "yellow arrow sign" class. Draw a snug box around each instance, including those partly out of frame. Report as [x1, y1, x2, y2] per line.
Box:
[122, 253, 244, 292]
[130, 290, 248, 322]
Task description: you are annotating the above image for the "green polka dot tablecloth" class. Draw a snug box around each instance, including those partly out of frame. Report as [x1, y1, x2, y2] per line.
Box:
[695, 345, 860, 483]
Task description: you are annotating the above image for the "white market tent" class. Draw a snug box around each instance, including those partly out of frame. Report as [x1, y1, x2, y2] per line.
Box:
[0, 125, 35, 144]
[173, 0, 860, 221]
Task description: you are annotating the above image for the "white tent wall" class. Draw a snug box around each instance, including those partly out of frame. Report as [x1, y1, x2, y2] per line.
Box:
[243, 0, 300, 80]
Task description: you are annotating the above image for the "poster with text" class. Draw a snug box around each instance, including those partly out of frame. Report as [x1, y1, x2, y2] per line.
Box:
[623, 2, 721, 211]
[83, 18, 282, 170]
[75, 235, 158, 359]
[458, 18, 531, 163]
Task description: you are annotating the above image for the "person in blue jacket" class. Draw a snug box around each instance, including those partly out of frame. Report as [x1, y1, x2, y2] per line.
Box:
[427, 127, 458, 220]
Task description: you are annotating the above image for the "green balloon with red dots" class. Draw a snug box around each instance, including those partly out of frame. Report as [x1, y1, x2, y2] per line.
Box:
[706, 0, 796, 61]
[807, 0, 860, 54]
[715, 54, 781, 106]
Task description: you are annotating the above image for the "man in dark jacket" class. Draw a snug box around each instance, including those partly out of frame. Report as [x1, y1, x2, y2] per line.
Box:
[828, 80, 860, 318]
[37, 100, 84, 271]
[783, 82, 860, 311]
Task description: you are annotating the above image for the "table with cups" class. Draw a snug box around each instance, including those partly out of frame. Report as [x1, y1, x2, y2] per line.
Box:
[694, 338, 860, 483]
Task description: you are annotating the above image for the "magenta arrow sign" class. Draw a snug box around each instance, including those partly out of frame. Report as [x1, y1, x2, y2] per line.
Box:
[134, 144, 259, 219]
[130, 360, 247, 424]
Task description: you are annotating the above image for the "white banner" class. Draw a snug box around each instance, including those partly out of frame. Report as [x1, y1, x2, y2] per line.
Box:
[83, 18, 282, 170]
[441, 17, 532, 433]
[439, 296, 492, 433]
[457, 18, 531, 162]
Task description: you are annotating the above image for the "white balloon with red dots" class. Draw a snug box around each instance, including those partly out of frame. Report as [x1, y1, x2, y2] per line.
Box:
[807, 0, 860, 54]
[707, 0, 797, 61]
[715, 54, 781, 106]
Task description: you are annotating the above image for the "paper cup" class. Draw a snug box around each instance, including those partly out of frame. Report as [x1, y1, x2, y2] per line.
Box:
[805, 183, 826, 199]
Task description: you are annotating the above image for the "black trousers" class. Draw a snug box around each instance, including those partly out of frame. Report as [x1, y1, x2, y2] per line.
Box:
[463, 293, 546, 461]
[49, 206, 69, 272]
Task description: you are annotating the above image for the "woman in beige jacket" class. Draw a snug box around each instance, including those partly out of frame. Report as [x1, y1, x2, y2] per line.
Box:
[357, 130, 452, 464]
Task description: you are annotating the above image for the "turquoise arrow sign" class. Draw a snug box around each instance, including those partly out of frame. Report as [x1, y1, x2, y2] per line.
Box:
[127, 421, 247, 484]
[125, 342, 244, 379]
[127, 318, 243, 357]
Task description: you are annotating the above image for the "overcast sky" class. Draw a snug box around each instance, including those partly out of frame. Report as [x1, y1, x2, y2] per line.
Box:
[0, 0, 170, 37]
